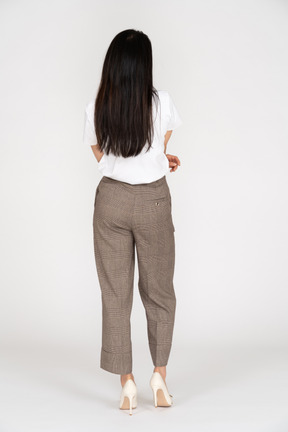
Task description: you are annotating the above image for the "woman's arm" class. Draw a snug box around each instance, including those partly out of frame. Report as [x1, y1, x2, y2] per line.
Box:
[164, 130, 181, 172]
[91, 144, 104, 162]
[164, 130, 173, 155]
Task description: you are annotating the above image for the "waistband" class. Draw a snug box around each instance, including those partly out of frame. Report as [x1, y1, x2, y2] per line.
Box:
[101, 175, 167, 189]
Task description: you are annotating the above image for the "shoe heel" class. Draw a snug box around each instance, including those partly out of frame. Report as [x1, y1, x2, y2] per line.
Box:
[151, 386, 158, 407]
[129, 394, 135, 415]
[119, 379, 137, 415]
[150, 372, 173, 407]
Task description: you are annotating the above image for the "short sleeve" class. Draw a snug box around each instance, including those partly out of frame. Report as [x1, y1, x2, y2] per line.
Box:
[166, 93, 183, 131]
[83, 101, 97, 146]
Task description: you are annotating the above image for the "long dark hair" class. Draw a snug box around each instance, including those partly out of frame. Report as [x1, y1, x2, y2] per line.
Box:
[94, 29, 160, 157]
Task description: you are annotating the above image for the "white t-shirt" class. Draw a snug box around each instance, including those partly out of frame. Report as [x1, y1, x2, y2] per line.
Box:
[83, 90, 183, 184]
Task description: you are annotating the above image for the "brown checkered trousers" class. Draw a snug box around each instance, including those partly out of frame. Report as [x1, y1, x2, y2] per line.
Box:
[92, 174, 176, 375]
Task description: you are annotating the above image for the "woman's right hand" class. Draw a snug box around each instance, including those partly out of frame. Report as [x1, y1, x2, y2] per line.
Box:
[166, 153, 181, 172]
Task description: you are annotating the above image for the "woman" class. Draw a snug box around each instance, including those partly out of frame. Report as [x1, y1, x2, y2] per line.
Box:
[83, 29, 183, 414]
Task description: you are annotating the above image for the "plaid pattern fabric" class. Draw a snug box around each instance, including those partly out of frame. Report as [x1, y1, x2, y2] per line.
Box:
[93, 175, 176, 374]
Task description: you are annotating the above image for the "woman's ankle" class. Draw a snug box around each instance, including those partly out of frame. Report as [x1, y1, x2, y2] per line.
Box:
[153, 365, 167, 380]
[120, 372, 135, 386]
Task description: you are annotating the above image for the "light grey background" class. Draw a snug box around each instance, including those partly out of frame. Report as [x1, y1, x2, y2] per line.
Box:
[0, 0, 287, 431]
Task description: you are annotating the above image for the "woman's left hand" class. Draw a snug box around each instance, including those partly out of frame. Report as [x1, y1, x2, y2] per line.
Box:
[166, 154, 181, 172]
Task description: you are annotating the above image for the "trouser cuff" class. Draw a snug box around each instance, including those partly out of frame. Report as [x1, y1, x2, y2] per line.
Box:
[100, 348, 132, 375]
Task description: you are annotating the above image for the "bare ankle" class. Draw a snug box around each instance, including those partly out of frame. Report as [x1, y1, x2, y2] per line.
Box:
[153, 365, 167, 380]
[120, 372, 134, 386]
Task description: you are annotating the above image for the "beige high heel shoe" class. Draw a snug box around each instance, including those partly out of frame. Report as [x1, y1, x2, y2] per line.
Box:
[119, 379, 137, 415]
[150, 372, 174, 407]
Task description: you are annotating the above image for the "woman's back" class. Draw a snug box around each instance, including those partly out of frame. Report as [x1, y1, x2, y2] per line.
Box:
[83, 89, 183, 184]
